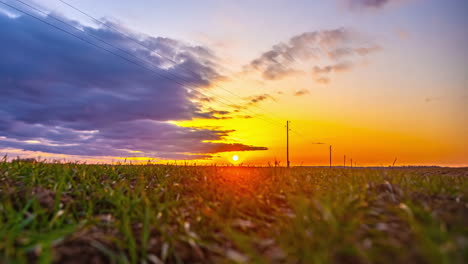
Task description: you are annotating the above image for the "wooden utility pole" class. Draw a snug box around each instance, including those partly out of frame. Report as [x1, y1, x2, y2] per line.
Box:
[329, 145, 332, 168]
[286, 121, 290, 168]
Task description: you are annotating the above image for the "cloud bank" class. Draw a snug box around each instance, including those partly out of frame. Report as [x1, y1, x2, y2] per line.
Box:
[0, 8, 266, 160]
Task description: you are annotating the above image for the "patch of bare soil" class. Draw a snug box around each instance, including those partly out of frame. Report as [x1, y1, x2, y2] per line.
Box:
[53, 226, 117, 264]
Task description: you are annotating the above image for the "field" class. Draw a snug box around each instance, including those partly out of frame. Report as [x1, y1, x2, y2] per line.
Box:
[0, 160, 467, 264]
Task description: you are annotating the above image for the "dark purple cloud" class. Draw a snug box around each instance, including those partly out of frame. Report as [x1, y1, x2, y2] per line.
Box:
[0, 120, 265, 159]
[206, 143, 267, 153]
[0, 8, 267, 160]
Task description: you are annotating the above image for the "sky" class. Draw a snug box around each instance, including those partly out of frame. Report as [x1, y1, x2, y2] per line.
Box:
[0, 0, 467, 166]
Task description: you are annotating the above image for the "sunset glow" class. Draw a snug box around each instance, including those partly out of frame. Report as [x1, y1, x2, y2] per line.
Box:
[0, 0, 466, 167]
[2, 1, 467, 263]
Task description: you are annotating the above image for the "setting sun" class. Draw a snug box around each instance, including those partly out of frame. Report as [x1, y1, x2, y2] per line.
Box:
[0, 0, 466, 263]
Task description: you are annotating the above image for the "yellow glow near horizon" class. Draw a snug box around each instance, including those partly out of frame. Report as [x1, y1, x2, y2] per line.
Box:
[180, 66, 468, 167]
[6, 51, 464, 167]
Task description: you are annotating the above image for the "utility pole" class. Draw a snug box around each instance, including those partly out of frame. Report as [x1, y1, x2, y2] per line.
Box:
[329, 145, 332, 168]
[286, 121, 290, 168]
[344, 155, 346, 167]
[350, 158, 353, 168]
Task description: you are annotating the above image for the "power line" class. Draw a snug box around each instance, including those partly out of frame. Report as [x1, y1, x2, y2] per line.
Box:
[281, 120, 330, 167]
[56, 0, 287, 125]
[286, 120, 290, 168]
[3, 0, 337, 166]
[13, 0, 285, 128]
[5, 0, 284, 129]
[55, 0, 331, 141]
[284, 120, 329, 144]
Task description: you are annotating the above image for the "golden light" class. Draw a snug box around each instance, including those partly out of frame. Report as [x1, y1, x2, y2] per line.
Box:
[232, 155, 239, 162]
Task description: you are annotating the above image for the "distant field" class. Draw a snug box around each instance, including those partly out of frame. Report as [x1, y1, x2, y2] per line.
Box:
[0, 161, 467, 263]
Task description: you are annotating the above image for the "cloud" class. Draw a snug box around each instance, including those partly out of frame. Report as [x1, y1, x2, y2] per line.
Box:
[246, 28, 381, 83]
[312, 61, 354, 74]
[344, 0, 397, 9]
[0, 119, 267, 160]
[294, 89, 310, 96]
[395, 29, 411, 40]
[327, 48, 354, 60]
[204, 143, 268, 153]
[312, 61, 354, 83]
[228, 93, 276, 112]
[245, 94, 276, 105]
[354, 45, 382, 55]
[0, 10, 267, 160]
[424, 97, 441, 103]
[315, 77, 331, 85]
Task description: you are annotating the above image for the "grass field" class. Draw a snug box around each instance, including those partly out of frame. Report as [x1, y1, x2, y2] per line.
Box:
[0, 159, 467, 264]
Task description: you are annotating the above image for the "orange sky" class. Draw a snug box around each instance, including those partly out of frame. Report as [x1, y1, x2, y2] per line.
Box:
[1, 0, 467, 167]
[173, 71, 467, 167]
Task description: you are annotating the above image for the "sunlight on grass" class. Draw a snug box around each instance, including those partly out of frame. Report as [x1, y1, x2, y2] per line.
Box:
[0, 158, 466, 263]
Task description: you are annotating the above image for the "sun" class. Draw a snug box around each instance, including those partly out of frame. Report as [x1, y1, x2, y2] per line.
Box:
[232, 155, 239, 162]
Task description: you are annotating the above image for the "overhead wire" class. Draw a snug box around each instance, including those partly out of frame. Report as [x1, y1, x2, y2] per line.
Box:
[55, 0, 328, 141]
[3, 0, 330, 151]
[56, 0, 287, 123]
[4, 0, 285, 129]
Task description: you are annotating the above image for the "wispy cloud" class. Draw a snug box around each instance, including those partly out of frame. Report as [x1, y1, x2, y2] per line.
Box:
[344, 0, 398, 9]
[424, 96, 441, 103]
[228, 93, 276, 112]
[315, 77, 331, 84]
[312, 61, 354, 74]
[245, 94, 276, 106]
[245, 28, 382, 84]
[395, 29, 411, 40]
[294, 89, 310, 96]
[312, 61, 355, 84]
